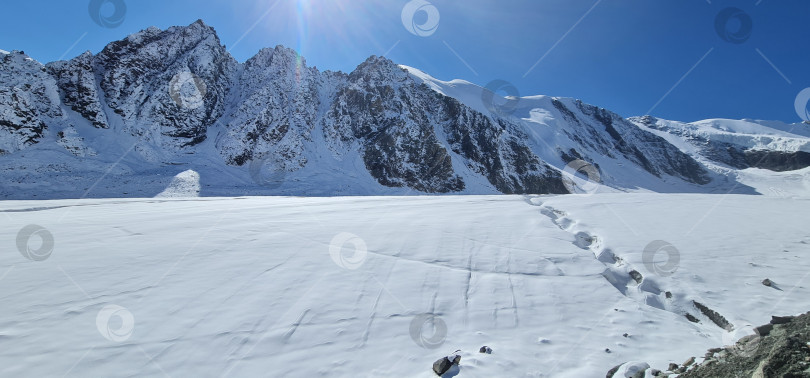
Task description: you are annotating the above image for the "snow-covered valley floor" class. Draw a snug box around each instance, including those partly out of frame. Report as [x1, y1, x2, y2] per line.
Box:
[1, 194, 809, 377]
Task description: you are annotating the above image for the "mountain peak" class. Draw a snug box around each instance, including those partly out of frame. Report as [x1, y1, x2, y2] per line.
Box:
[349, 55, 407, 83]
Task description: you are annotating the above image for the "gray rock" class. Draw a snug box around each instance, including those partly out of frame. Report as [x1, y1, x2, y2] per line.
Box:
[606, 363, 622, 378]
[762, 278, 773, 287]
[478, 346, 492, 354]
[432, 354, 461, 376]
[669, 310, 810, 377]
[693, 301, 733, 331]
[770, 315, 794, 325]
[667, 363, 679, 371]
[754, 323, 773, 336]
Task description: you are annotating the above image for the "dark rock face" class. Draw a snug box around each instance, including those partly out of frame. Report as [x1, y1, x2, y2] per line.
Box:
[696, 140, 750, 169]
[47, 52, 108, 129]
[0, 51, 63, 153]
[325, 57, 570, 194]
[328, 57, 465, 193]
[693, 301, 733, 331]
[557, 101, 711, 185]
[744, 150, 810, 171]
[94, 20, 238, 148]
[693, 144, 810, 172]
[218, 46, 319, 170]
[441, 97, 568, 194]
[771, 315, 795, 325]
[677, 311, 810, 378]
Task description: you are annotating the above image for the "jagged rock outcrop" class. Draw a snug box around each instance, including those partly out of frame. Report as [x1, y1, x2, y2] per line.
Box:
[0, 50, 64, 154]
[678, 312, 810, 377]
[217, 45, 319, 170]
[94, 20, 238, 150]
[325, 57, 466, 192]
[618, 312, 810, 377]
[47, 51, 108, 129]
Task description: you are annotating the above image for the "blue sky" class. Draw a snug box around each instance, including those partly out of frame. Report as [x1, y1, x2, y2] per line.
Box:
[1, 0, 808, 123]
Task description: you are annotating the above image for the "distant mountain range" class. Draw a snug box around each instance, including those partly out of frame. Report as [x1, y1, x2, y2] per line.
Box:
[1, 20, 808, 199]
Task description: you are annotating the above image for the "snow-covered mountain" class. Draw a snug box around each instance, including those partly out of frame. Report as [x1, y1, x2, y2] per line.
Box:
[1, 20, 808, 199]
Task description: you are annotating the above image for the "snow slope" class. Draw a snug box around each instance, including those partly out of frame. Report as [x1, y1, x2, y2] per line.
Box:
[2, 194, 808, 377]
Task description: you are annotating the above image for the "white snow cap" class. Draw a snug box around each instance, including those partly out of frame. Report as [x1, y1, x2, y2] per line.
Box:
[0, 49, 9, 55]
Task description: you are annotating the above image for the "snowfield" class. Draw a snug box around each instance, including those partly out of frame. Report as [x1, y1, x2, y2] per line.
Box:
[2, 193, 809, 377]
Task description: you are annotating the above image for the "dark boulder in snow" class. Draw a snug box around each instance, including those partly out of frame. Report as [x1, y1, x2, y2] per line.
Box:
[432, 352, 461, 376]
[628, 270, 643, 284]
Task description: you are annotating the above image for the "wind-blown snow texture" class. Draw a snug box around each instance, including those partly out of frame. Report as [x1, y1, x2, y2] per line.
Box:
[2, 194, 809, 377]
[2, 20, 808, 199]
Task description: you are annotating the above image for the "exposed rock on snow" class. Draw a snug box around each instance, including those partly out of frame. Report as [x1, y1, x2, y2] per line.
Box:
[643, 311, 810, 378]
[432, 352, 461, 376]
